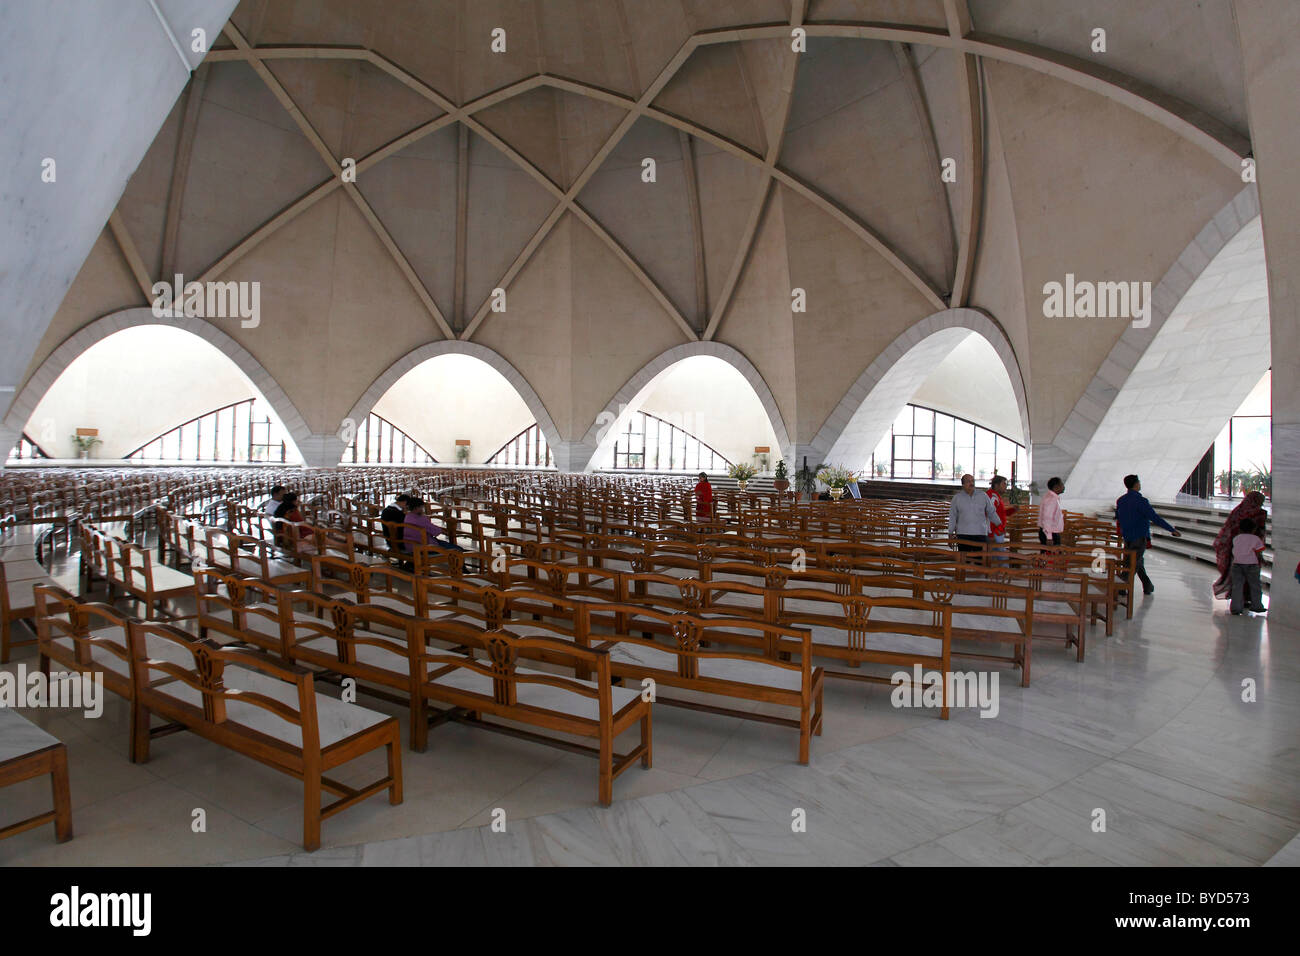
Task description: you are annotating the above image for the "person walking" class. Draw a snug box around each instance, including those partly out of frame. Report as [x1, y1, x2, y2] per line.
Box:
[948, 473, 1000, 557]
[1228, 517, 1267, 615]
[1211, 490, 1267, 600]
[1037, 477, 1065, 546]
[1115, 474, 1181, 595]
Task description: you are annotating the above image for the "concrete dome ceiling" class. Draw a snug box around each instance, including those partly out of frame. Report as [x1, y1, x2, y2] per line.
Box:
[23, 0, 1259, 477]
[105, 0, 1251, 335]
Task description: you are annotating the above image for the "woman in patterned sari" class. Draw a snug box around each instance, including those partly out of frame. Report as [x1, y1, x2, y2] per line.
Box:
[1212, 490, 1267, 599]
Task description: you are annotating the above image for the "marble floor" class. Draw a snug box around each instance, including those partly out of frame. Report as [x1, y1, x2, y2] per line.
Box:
[1, 548, 1295, 867]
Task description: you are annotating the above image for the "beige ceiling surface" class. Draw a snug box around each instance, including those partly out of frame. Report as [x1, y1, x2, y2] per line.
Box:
[31, 0, 1253, 456]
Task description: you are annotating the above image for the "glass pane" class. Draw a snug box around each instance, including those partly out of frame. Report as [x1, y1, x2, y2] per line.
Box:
[912, 436, 932, 460]
[871, 432, 892, 477]
[914, 408, 934, 435]
[935, 413, 953, 442]
[893, 405, 913, 434]
[893, 436, 912, 459]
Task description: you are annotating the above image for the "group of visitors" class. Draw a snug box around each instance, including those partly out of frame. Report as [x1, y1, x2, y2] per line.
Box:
[260, 484, 311, 544]
[1211, 489, 1268, 615]
[947, 471, 1269, 615]
[945, 473, 1022, 556]
[380, 492, 465, 554]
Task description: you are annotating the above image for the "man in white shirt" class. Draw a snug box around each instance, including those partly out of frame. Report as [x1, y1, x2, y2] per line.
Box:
[948, 473, 1000, 556]
[261, 484, 286, 518]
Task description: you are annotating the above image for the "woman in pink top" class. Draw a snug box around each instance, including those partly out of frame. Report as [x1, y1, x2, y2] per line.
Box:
[1037, 477, 1065, 546]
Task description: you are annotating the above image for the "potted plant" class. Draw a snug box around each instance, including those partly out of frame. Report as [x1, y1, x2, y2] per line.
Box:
[1006, 479, 1039, 508]
[816, 464, 860, 501]
[773, 459, 790, 493]
[1247, 463, 1271, 497]
[71, 434, 102, 460]
[794, 459, 823, 502]
[874, 462, 889, 478]
[455, 444, 470, 464]
[728, 461, 758, 492]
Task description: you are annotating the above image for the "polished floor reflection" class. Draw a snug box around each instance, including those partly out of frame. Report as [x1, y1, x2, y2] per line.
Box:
[2, 548, 1294, 867]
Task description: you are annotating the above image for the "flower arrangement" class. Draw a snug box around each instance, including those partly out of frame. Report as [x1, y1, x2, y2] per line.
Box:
[727, 462, 759, 481]
[816, 464, 859, 489]
[455, 444, 470, 463]
[774, 459, 788, 480]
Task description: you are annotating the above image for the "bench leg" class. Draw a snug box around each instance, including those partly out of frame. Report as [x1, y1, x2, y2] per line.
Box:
[39, 652, 50, 679]
[410, 695, 428, 752]
[814, 683, 824, 736]
[598, 734, 613, 807]
[386, 734, 403, 805]
[130, 702, 151, 763]
[641, 710, 653, 769]
[798, 705, 810, 765]
[303, 775, 321, 852]
[50, 747, 72, 842]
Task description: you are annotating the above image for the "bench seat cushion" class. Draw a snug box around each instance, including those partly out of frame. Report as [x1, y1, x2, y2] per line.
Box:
[609, 640, 803, 691]
[296, 634, 409, 675]
[6, 577, 40, 612]
[0, 707, 62, 763]
[158, 664, 390, 749]
[3, 558, 50, 582]
[427, 661, 641, 723]
[49, 624, 193, 679]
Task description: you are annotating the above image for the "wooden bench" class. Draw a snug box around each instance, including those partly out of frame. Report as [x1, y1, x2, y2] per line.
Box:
[127, 619, 403, 851]
[0, 708, 72, 844]
[414, 628, 651, 806]
[106, 540, 195, 621]
[200, 528, 311, 588]
[2, 555, 69, 663]
[588, 603, 823, 764]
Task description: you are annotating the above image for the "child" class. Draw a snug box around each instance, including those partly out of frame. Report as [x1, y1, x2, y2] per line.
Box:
[1229, 518, 1267, 615]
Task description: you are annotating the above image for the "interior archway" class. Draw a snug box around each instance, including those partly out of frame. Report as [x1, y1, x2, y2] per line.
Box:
[14, 323, 305, 462]
[352, 352, 549, 466]
[588, 354, 783, 473]
[1064, 216, 1271, 508]
[815, 308, 1029, 475]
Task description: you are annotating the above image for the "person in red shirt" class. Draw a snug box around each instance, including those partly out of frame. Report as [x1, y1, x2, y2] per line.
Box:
[694, 472, 714, 522]
[986, 475, 1018, 562]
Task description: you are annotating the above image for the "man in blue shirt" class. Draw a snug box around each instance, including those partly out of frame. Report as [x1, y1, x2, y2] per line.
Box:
[1115, 474, 1181, 595]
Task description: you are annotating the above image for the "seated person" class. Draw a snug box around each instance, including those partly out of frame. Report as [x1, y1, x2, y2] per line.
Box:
[403, 498, 466, 553]
[380, 494, 409, 552]
[261, 484, 286, 519]
[274, 492, 314, 550]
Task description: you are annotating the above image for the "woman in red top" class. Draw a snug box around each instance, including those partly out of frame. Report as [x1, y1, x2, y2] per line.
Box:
[694, 472, 714, 521]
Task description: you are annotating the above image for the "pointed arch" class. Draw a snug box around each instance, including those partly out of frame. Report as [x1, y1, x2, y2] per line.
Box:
[1032, 185, 1260, 491]
[809, 307, 1029, 469]
[2, 306, 313, 457]
[342, 340, 562, 461]
[578, 341, 791, 472]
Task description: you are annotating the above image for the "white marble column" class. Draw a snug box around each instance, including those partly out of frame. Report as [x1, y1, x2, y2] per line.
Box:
[1236, 0, 1300, 622]
[295, 434, 347, 468]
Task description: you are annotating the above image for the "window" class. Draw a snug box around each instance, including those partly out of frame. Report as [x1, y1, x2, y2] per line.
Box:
[609, 411, 731, 472]
[5, 433, 50, 462]
[127, 398, 295, 463]
[1183, 370, 1271, 499]
[343, 413, 437, 464]
[487, 423, 553, 468]
[867, 403, 1026, 486]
